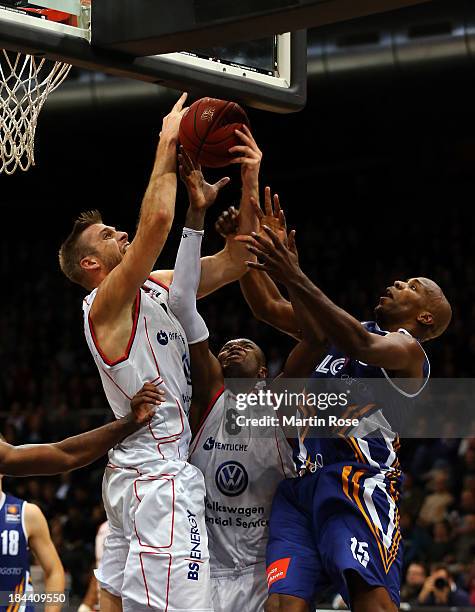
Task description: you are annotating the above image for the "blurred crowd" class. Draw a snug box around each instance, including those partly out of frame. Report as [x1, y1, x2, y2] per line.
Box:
[0, 197, 473, 604]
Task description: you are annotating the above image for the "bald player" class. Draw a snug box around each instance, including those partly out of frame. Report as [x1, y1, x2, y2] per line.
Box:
[235, 195, 451, 612]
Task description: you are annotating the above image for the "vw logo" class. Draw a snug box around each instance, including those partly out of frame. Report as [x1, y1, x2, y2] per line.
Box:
[215, 461, 248, 497]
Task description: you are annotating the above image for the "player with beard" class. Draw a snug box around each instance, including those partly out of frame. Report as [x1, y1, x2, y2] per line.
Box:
[58, 94, 261, 612]
[236, 195, 452, 612]
[167, 156, 323, 612]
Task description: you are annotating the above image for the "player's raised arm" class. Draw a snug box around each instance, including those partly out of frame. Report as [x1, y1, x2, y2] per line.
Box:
[168, 149, 224, 429]
[90, 93, 188, 326]
[236, 189, 329, 343]
[244, 224, 428, 376]
[0, 384, 164, 476]
[152, 125, 261, 297]
[222, 189, 301, 338]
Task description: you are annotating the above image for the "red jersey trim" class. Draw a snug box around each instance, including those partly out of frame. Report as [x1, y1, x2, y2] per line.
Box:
[147, 275, 170, 292]
[189, 385, 225, 456]
[88, 290, 141, 367]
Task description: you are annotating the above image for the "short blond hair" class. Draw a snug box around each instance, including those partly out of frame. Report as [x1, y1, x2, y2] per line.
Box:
[59, 210, 103, 288]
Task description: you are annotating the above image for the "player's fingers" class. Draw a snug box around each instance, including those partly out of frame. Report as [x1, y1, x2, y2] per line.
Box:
[234, 235, 254, 244]
[179, 149, 194, 175]
[214, 177, 231, 191]
[234, 128, 253, 146]
[264, 186, 273, 217]
[174, 92, 188, 111]
[246, 243, 268, 258]
[141, 382, 158, 392]
[179, 145, 192, 168]
[288, 230, 297, 255]
[262, 225, 282, 248]
[139, 386, 165, 398]
[246, 261, 268, 272]
[228, 145, 255, 157]
[228, 206, 239, 224]
[250, 231, 273, 252]
[250, 196, 264, 220]
[139, 393, 163, 405]
[273, 193, 282, 219]
[278, 210, 287, 232]
[178, 152, 191, 174]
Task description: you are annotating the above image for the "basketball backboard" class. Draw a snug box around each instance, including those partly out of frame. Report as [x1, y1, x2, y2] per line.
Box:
[0, 0, 306, 113]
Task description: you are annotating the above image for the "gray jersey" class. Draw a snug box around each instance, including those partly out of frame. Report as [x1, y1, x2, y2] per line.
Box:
[189, 388, 296, 571]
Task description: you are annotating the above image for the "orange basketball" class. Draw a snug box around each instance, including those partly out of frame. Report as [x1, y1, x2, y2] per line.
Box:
[179, 97, 250, 168]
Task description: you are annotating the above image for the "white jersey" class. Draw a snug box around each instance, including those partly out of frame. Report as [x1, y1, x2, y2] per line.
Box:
[189, 388, 296, 571]
[83, 277, 193, 468]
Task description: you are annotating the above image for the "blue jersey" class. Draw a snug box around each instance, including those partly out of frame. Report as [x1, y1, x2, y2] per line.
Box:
[0, 493, 33, 612]
[266, 322, 430, 607]
[298, 321, 430, 477]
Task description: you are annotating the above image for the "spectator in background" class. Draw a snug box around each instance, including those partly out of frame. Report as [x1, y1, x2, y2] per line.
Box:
[454, 514, 475, 564]
[418, 470, 454, 526]
[460, 489, 475, 515]
[418, 564, 470, 607]
[427, 520, 455, 563]
[400, 562, 427, 604]
[400, 512, 431, 567]
[400, 472, 425, 518]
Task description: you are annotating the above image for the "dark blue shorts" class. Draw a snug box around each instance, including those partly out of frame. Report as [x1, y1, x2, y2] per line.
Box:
[266, 463, 402, 607]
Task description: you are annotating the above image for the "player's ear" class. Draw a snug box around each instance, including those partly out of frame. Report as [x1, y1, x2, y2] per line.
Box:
[80, 256, 100, 271]
[417, 311, 434, 327]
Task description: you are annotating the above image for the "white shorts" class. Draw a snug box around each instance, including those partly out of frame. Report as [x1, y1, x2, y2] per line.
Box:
[95, 460, 213, 612]
[210, 562, 267, 612]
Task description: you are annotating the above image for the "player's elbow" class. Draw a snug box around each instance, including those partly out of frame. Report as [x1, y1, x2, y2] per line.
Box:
[44, 563, 65, 582]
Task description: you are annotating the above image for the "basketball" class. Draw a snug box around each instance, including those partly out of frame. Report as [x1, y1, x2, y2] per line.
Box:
[179, 97, 250, 168]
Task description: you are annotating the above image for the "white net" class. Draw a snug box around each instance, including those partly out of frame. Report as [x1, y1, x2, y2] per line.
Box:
[0, 50, 71, 175]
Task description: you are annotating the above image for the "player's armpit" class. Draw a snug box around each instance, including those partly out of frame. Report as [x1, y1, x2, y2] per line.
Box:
[357, 331, 426, 375]
[240, 269, 300, 339]
[150, 269, 173, 288]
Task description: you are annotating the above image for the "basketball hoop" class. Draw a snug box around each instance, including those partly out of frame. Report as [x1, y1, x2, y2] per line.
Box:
[0, 49, 71, 175]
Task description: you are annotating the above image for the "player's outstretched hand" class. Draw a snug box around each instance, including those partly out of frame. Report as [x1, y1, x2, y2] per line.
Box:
[215, 206, 239, 239]
[228, 124, 262, 183]
[246, 225, 299, 283]
[236, 189, 299, 283]
[246, 186, 287, 241]
[160, 92, 189, 142]
[130, 383, 165, 424]
[179, 145, 230, 211]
